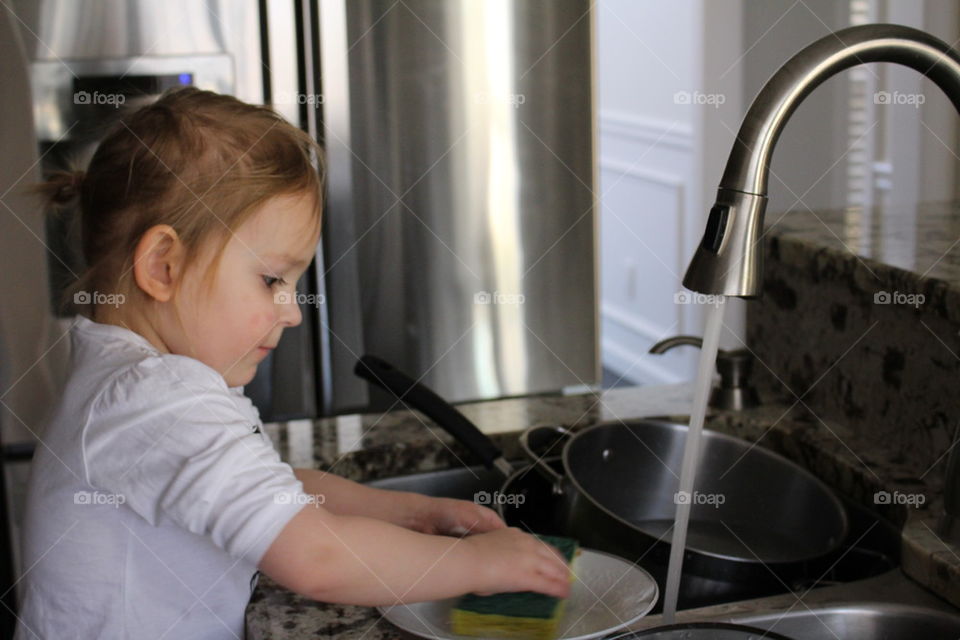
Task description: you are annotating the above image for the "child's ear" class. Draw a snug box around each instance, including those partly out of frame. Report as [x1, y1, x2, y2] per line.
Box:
[132, 225, 185, 302]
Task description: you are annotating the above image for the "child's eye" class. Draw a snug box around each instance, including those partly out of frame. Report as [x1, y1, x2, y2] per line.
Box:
[262, 275, 288, 288]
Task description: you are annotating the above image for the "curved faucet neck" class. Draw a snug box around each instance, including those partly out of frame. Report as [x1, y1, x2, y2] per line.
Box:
[684, 23, 960, 297]
[723, 23, 960, 196]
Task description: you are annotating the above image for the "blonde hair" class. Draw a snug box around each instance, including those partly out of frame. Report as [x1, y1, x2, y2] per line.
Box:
[36, 87, 324, 315]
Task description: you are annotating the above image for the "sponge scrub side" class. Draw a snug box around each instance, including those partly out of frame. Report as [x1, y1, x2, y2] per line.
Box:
[450, 535, 579, 640]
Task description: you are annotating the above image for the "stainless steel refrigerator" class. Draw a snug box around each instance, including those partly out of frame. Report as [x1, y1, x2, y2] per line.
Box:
[2, 0, 596, 623]
[312, 0, 598, 414]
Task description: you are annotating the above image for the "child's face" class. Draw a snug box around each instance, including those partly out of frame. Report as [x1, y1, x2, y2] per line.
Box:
[172, 191, 321, 387]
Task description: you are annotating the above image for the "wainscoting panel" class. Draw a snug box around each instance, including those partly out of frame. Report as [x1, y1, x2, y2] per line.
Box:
[599, 110, 697, 385]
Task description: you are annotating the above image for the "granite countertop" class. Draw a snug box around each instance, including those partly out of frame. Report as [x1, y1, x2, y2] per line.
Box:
[754, 200, 960, 606]
[245, 381, 960, 639]
[762, 200, 960, 322]
[258, 384, 699, 484]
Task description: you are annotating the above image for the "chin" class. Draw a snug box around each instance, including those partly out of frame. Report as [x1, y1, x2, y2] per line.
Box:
[227, 368, 258, 389]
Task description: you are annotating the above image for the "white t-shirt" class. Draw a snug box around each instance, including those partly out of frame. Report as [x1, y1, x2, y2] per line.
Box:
[14, 316, 308, 640]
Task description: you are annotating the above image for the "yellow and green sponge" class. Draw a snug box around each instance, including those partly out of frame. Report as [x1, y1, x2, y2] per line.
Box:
[451, 535, 579, 640]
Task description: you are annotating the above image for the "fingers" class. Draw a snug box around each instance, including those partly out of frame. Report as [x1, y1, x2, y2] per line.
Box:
[478, 506, 506, 531]
[517, 531, 572, 598]
[453, 500, 506, 534]
[531, 557, 572, 598]
[466, 526, 574, 599]
[539, 542, 573, 597]
[490, 531, 570, 598]
[534, 539, 566, 563]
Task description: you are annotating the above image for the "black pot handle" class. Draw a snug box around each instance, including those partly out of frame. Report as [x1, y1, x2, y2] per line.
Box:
[354, 355, 513, 477]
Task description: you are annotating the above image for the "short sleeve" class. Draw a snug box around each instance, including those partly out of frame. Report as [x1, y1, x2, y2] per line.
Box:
[83, 355, 307, 566]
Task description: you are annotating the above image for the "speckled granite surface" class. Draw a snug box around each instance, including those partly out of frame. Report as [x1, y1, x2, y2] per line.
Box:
[760, 200, 960, 324]
[245, 387, 958, 639]
[244, 200, 960, 638]
[747, 201, 960, 611]
[750, 202, 960, 461]
[259, 384, 698, 484]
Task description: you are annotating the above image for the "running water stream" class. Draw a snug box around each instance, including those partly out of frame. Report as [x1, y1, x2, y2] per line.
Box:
[660, 297, 726, 622]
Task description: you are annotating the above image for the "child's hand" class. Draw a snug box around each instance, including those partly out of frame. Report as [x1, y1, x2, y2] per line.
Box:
[463, 527, 572, 599]
[411, 496, 506, 536]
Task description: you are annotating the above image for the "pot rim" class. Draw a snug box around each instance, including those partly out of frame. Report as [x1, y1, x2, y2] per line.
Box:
[557, 418, 850, 565]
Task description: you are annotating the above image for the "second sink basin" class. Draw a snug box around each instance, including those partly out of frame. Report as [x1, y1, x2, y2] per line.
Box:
[366, 463, 504, 500]
[727, 602, 960, 639]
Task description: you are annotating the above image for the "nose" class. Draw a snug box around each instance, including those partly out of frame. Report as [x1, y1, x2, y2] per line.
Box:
[278, 293, 303, 327]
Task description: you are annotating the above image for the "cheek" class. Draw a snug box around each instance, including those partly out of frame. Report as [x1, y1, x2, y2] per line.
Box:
[226, 284, 275, 326]
[250, 310, 276, 332]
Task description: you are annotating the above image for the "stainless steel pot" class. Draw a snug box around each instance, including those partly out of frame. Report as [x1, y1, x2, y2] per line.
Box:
[516, 421, 849, 604]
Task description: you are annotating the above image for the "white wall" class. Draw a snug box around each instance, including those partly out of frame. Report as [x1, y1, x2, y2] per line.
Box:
[878, 0, 959, 206]
[597, 0, 700, 385]
[598, 0, 746, 385]
[740, 1, 851, 214]
[598, 2, 698, 122]
[598, 0, 960, 386]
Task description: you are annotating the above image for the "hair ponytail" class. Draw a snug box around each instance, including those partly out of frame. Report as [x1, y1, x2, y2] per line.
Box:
[35, 169, 86, 207]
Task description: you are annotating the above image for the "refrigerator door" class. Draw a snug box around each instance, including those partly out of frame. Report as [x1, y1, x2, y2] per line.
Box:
[0, 7, 69, 622]
[320, 0, 598, 412]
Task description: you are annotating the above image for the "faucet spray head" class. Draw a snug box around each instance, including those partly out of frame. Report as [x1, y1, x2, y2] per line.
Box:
[682, 189, 767, 298]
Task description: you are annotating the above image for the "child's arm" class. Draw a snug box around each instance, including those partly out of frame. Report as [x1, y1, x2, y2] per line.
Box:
[258, 504, 572, 606]
[293, 467, 505, 535]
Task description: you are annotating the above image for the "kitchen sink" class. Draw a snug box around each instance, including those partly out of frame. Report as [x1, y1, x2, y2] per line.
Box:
[366, 463, 506, 499]
[366, 461, 900, 591]
[726, 602, 960, 639]
[369, 464, 960, 635]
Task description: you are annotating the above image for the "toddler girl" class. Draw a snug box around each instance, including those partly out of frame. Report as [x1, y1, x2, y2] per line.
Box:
[15, 87, 570, 639]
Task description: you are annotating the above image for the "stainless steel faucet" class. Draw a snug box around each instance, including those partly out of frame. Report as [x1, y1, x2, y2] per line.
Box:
[682, 23, 960, 536]
[682, 23, 960, 297]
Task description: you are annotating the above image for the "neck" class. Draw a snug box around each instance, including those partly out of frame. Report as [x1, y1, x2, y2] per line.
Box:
[93, 302, 171, 355]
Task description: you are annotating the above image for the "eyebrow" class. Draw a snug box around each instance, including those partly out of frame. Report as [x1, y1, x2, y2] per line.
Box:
[264, 252, 315, 270]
